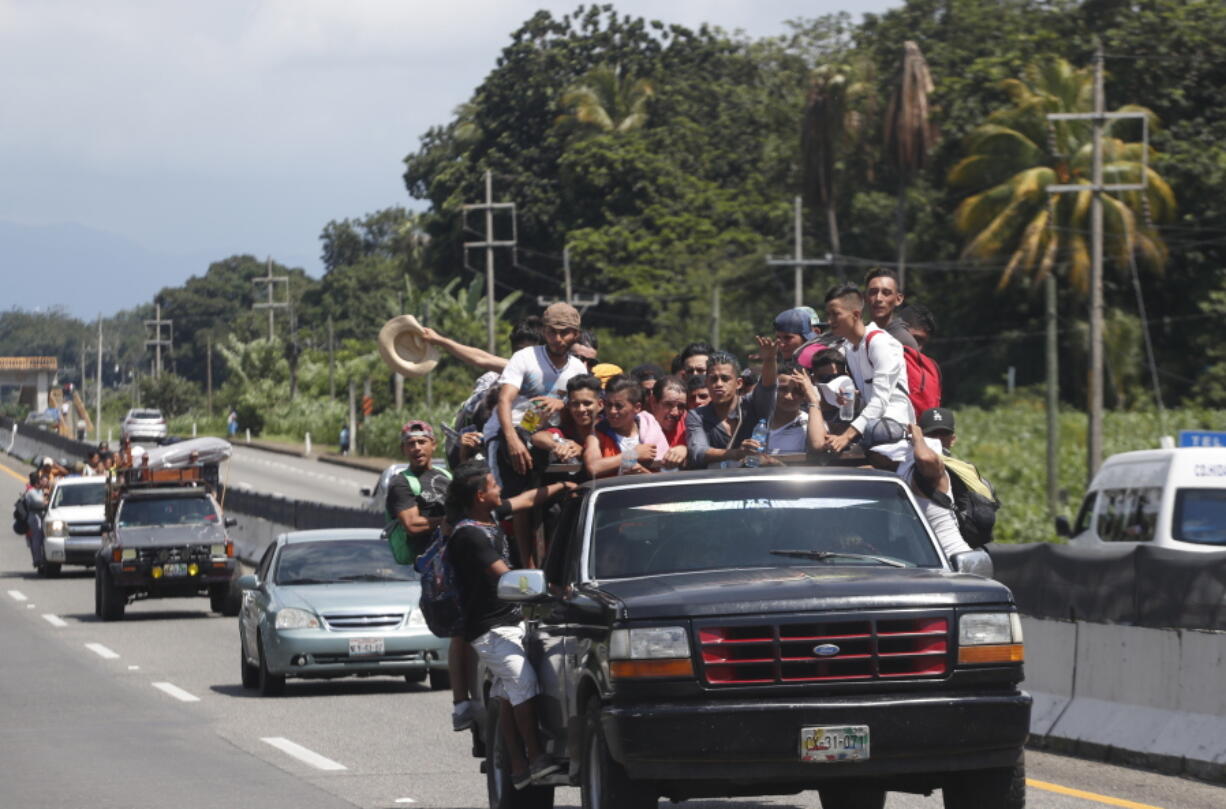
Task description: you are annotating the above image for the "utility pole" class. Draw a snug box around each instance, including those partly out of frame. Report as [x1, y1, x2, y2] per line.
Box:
[1046, 40, 1149, 482]
[206, 338, 214, 419]
[711, 283, 721, 349]
[766, 196, 831, 307]
[327, 315, 336, 400]
[1044, 275, 1059, 516]
[144, 300, 172, 379]
[95, 315, 102, 442]
[462, 170, 517, 353]
[252, 257, 289, 341]
[536, 244, 601, 313]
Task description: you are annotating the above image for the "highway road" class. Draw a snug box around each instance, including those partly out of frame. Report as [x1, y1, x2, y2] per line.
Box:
[224, 445, 381, 509]
[2, 453, 1224, 809]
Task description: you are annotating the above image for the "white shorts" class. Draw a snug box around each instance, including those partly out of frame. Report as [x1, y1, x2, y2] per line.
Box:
[471, 623, 539, 707]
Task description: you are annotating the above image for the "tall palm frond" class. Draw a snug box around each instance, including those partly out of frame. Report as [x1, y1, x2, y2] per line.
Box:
[557, 64, 654, 134]
[883, 41, 938, 290]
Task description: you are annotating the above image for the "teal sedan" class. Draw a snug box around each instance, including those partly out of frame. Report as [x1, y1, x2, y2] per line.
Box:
[237, 528, 449, 696]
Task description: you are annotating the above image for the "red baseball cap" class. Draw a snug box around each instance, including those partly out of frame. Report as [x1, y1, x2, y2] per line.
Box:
[400, 420, 434, 441]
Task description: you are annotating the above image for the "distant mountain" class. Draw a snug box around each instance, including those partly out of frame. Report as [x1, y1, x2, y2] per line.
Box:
[0, 220, 229, 318]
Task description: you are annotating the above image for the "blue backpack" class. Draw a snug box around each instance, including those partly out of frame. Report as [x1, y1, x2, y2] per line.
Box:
[415, 518, 494, 639]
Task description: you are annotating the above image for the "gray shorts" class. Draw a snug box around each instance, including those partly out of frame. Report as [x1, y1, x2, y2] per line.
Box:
[471, 623, 539, 707]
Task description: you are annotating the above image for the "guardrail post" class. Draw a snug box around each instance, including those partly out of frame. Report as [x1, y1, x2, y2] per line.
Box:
[304, 432, 312, 456]
[245, 428, 251, 444]
[192, 422, 197, 437]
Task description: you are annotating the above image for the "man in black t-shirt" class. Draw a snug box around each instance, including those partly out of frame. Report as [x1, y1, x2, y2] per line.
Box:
[445, 461, 574, 790]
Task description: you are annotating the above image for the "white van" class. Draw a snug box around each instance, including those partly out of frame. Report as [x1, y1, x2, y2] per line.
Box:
[1062, 448, 1226, 552]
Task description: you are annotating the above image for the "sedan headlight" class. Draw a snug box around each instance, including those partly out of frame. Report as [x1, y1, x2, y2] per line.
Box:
[275, 608, 320, 630]
[609, 626, 693, 679]
[407, 608, 427, 627]
[46, 519, 67, 537]
[957, 612, 1024, 665]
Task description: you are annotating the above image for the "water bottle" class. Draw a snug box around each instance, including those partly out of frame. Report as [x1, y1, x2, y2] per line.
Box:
[744, 419, 769, 468]
[519, 399, 547, 432]
[619, 442, 639, 475]
[838, 379, 857, 422]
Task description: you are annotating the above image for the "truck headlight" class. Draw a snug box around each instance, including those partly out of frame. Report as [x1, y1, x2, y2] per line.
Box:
[609, 626, 693, 679]
[46, 519, 67, 537]
[275, 608, 320, 630]
[957, 612, 1024, 664]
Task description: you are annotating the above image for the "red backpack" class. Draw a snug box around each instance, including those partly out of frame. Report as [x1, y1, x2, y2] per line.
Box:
[864, 330, 942, 416]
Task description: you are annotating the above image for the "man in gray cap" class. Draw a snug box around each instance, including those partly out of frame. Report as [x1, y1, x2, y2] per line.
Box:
[773, 306, 823, 360]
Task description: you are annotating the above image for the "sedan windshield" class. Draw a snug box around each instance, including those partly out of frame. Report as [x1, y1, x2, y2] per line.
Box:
[589, 477, 941, 579]
[275, 539, 417, 585]
[52, 482, 106, 508]
[118, 497, 217, 527]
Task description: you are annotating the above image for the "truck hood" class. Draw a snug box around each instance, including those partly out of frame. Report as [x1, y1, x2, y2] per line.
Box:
[47, 505, 105, 523]
[596, 566, 1013, 621]
[114, 523, 227, 547]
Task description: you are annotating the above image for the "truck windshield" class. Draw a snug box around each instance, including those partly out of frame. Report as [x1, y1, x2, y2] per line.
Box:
[52, 482, 106, 508]
[275, 539, 417, 585]
[1172, 489, 1226, 546]
[118, 497, 217, 527]
[589, 477, 942, 579]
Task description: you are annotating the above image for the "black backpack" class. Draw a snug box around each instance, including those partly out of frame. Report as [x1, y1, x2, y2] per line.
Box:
[12, 497, 29, 536]
[943, 456, 1001, 548]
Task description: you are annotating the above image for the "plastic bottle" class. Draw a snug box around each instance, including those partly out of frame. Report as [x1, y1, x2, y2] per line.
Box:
[744, 419, 769, 468]
[519, 399, 547, 432]
[619, 441, 639, 475]
[838, 379, 857, 422]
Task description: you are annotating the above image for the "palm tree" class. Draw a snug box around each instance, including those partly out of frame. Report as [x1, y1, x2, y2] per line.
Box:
[947, 56, 1175, 292]
[883, 41, 938, 292]
[802, 61, 871, 281]
[556, 64, 654, 134]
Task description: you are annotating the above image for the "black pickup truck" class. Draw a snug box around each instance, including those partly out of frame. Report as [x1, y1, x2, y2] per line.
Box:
[474, 467, 1030, 809]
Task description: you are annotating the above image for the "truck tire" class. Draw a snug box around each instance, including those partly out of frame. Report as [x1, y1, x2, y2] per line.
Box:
[429, 668, 451, 691]
[580, 697, 655, 809]
[819, 786, 887, 809]
[38, 562, 61, 578]
[943, 758, 1025, 809]
[404, 670, 427, 684]
[485, 698, 555, 809]
[97, 566, 125, 621]
[257, 633, 286, 697]
[210, 582, 240, 617]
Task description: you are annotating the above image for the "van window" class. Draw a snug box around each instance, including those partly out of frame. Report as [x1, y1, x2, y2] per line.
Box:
[1172, 489, 1226, 546]
[1073, 493, 1097, 535]
[1096, 487, 1160, 542]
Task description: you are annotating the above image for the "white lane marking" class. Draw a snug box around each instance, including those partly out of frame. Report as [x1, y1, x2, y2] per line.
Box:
[128, 665, 140, 671]
[152, 681, 200, 703]
[260, 737, 347, 771]
[85, 642, 120, 659]
[7, 590, 28, 601]
[26, 603, 35, 609]
[42, 614, 67, 627]
[394, 799, 417, 804]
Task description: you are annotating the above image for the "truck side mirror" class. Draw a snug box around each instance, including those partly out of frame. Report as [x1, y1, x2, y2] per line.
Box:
[497, 569, 549, 602]
[224, 517, 238, 528]
[952, 549, 994, 578]
[360, 487, 373, 497]
[1054, 516, 1072, 538]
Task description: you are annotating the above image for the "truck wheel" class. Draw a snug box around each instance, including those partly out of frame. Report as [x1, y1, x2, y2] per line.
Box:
[97, 567, 125, 621]
[819, 786, 887, 809]
[38, 562, 61, 578]
[943, 758, 1025, 809]
[485, 698, 555, 809]
[403, 670, 427, 684]
[257, 634, 285, 697]
[428, 668, 451, 691]
[210, 582, 241, 617]
[240, 640, 259, 689]
[581, 697, 655, 809]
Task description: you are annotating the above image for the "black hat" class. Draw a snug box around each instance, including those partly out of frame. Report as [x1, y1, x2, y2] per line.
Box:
[919, 407, 955, 436]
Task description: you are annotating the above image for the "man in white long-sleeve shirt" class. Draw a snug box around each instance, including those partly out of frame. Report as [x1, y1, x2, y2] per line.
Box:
[822, 284, 915, 454]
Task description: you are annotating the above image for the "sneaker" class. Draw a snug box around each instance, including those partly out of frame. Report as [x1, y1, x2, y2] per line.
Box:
[529, 755, 562, 782]
[452, 700, 475, 732]
[511, 769, 533, 791]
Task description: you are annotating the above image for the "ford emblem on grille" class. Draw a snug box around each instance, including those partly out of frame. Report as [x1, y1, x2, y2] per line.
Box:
[813, 644, 840, 657]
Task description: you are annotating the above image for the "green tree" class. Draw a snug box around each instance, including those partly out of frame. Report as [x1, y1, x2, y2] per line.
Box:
[947, 56, 1175, 292]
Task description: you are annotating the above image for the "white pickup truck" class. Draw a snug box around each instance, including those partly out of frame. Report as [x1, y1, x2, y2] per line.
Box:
[43, 476, 108, 575]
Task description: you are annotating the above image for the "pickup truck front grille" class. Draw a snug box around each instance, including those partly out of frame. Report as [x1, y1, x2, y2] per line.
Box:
[697, 614, 949, 685]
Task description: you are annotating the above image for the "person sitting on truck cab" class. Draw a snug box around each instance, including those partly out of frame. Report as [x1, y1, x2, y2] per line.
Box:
[897, 424, 973, 559]
[444, 462, 573, 789]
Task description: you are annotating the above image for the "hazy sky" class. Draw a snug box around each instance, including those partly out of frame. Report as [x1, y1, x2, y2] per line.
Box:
[0, 0, 898, 314]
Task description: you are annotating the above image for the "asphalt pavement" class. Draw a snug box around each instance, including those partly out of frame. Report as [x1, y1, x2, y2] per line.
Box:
[224, 445, 381, 508]
[2, 452, 1224, 809]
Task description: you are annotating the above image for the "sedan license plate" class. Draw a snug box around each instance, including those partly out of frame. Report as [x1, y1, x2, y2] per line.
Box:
[163, 563, 188, 578]
[348, 637, 384, 658]
[800, 725, 870, 763]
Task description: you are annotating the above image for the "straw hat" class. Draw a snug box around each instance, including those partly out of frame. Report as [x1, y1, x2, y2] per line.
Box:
[377, 315, 440, 377]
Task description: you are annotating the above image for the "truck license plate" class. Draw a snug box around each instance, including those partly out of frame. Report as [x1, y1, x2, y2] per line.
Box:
[800, 725, 870, 762]
[348, 637, 384, 657]
[163, 563, 188, 578]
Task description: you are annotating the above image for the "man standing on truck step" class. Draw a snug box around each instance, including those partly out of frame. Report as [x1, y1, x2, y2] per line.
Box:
[385, 420, 474, 729]
[444, 461, 574, 789]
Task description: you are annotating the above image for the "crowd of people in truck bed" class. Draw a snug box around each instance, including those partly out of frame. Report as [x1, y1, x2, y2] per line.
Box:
[381, 268, 999, 789]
